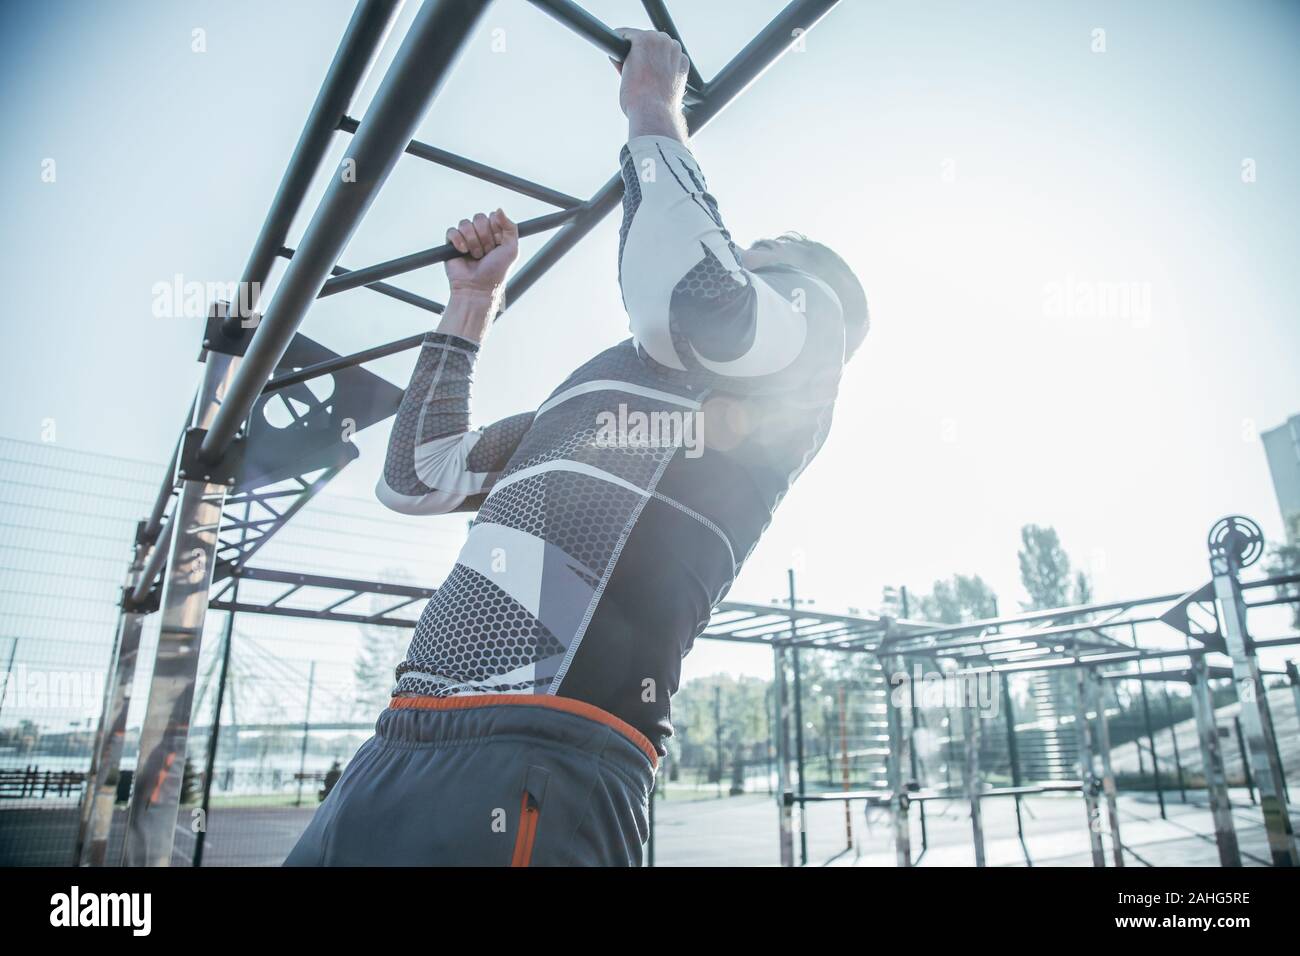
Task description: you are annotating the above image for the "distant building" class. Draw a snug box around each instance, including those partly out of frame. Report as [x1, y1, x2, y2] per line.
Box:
[1261, 413, 1300, 535]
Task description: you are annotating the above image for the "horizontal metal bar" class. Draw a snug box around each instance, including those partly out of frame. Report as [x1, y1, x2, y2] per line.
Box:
[224, 0, 405, 334]
[1245, 594, 1300, 610]
[1241, 572, 1300, 591]
[788, 788, 892, 805]
[1251, 635, 1300, 649]
[879, 589, 1197, 646]
[317, 207, 579, 296]
[278, 245, 444, 313]
[233, 566, 436, 600]
[338, 115, 582, 208]
[208, 599, 419, 629]
[263, 332, 425, 393]
[895, 615, 1164, 658]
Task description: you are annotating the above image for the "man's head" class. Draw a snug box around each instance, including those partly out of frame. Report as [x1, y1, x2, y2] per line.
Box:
[740, 234, 869, 359]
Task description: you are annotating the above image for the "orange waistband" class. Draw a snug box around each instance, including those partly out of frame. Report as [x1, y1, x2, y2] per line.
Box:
[388, 694, 659, 768]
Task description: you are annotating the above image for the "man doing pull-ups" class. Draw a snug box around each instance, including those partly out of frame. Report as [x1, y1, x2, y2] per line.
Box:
[286, 27, 868, 867]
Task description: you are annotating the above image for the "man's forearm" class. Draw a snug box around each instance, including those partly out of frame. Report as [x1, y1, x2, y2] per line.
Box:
[626, 96, 688, 144]
[436, 288, 499, 344]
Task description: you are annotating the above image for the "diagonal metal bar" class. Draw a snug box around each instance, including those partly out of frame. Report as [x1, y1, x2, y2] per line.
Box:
[263, 332, 426, 393]
[217, 465, 344, 574]
[640, 0, 705, 91]
[338, 115, 582, 208]
[239, 0, 848, 405]
[527, 0, 703, 101]
[224, 0, 405, 334]
[526, 0, 631, 61]
[279, 246, 445, 314]
[200, 0, 493, 465]
[317, 207, 579, 296]
[504, 0, 841, 312]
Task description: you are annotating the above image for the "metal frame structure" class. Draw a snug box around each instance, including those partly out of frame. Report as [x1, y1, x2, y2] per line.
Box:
[76, 0, 1300, 869]
[763, 555, 1299, 868]
[78, 0, 846, 866]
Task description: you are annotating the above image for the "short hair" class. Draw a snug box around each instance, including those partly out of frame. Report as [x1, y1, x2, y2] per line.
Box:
[759, 232, 869, 358]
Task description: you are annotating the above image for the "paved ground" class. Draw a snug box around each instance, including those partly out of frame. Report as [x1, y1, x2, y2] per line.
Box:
[5, 787, 1290, 866]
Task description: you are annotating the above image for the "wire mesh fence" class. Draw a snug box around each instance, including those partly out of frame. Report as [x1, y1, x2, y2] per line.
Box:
[0, 436, 467, 866]
[0, 438, 157, 865]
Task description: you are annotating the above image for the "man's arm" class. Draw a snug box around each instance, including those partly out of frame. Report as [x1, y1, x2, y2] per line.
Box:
[376, 210, 533, 515]
[614, 29, 844, 388]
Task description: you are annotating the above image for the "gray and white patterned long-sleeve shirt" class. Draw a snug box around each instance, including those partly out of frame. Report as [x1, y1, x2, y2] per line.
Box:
[377, 135, 849, 754]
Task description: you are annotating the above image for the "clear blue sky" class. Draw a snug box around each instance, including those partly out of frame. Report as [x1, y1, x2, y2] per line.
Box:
[2, 0, 1299, 679]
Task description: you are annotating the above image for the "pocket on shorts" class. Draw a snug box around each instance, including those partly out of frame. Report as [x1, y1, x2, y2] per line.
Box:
[510, 765, 551, 867]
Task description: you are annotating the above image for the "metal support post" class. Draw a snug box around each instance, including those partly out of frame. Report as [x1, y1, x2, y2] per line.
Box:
[1074, 668, 1106, 867]
[1211, 544, 1298, 865]
[962, 701, 985, 867]
[773, 643, 794, 867]
[1088, 670, 1124, 866]
[76, 540, 150, 865]
[1001, 675, 1028, 856]
[885, 655, 911, 866]
[1190, 656, 1241, 866]
[1164, 682, 1188, 803]
[907, 661, 928, 855]
[1137, 667, 1166, 819]
[1234, 716, 1256, 804]
[1288, 660, 1300, 729]
[787, 569, 808, 865]
[121, 346, 241, 866]
[192, 584, 237, 867]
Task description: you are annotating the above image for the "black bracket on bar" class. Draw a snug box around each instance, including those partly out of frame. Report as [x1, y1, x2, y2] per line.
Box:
[202, 308, 256, 357]
[177, 427, 245, 486]
[120, 583, 160, 614]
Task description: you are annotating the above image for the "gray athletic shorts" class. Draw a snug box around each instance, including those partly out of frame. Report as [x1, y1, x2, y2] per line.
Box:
[283, 695, 657, 867]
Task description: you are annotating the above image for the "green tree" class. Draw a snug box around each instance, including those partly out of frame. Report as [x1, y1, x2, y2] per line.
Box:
[673, 673, 771, 777]
[1018, 524, 1073, 610]
[1265, 513, 1300, 628]
[1017, 525, 1095, 727]
[916, 574, 999, 624]
[1073, 569, 1094, 605]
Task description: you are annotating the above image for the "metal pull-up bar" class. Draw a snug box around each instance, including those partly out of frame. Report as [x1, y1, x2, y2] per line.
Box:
[222, 0, 405, 337]
[199, 0, 490, 465]
[194, 0, 836, 468]
[126, 0, 842, 611]
[526, 0, 705, 102]
[257, 0, 841, 400]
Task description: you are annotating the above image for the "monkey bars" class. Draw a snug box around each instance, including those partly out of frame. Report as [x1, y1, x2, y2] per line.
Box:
[82, 0, 845, 867]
